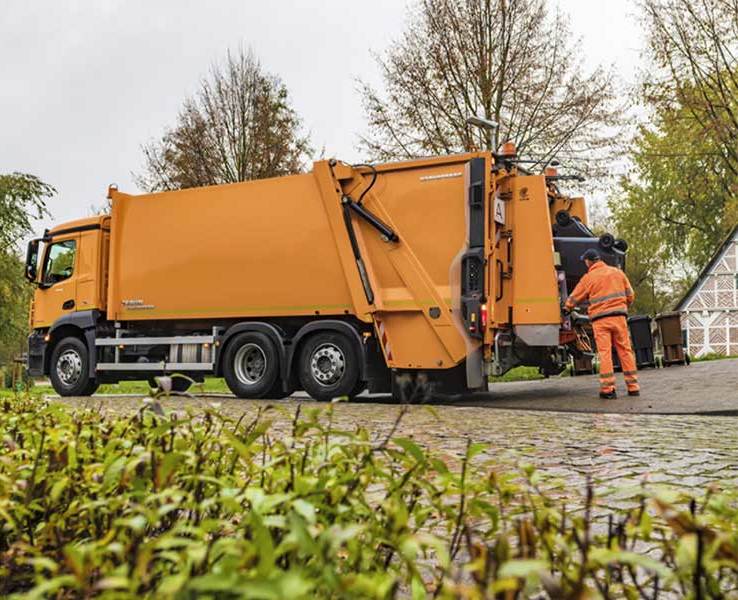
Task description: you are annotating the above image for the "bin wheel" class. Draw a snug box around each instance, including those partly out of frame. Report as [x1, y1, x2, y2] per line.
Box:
[685, 354, 691, 366]
[599, 233, 615, 249]
[298, 331, 360, 402]
[49, 336, 96, 397]
[555, 210, 572, 227]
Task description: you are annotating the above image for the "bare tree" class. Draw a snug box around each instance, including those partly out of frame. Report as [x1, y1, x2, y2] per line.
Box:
[642, 0, 738, 181]
[138, 48, 312, 191]
[360, 0, 619, 174]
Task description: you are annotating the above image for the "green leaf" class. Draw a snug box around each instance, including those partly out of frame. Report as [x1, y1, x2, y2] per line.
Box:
[411, 574, 426, 600]
[467, 442, 486, 460]
[292, 499, 316, 524]
[156, 452, 184, 486]
[24, 575, 77, 600]
[498, 559, 548, 579]
[589, 548, 672, 578]
[102, 455, 126, 491]
[94, 576, 130, 590]
[393, 437, 426, 463]
[50, 476, 69, 502]
[156, 571, 188, 596]
[278, 570, 314, 598]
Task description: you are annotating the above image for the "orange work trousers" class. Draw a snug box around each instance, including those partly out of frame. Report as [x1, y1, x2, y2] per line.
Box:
[592, 316, 640, 394]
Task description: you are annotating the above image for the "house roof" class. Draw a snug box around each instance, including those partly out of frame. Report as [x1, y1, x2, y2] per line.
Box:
[675, 224, 738, 311]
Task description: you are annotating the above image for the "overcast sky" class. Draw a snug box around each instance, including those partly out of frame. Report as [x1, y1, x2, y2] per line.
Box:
[1, 0, 643, 232]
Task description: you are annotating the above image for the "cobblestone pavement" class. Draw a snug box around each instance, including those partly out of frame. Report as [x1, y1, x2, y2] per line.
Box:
[463, 358, 738, 414]
[56, 393, 738, 504]
[50, 356, 738, 506]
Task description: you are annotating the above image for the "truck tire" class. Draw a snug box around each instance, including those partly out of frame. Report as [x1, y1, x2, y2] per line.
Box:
[49, 336, 95, 397]
[82, 380, 100, 396]
[222, 332, 280, 399]
[264, 381, 294, 400]
[298, 332, 360, 402]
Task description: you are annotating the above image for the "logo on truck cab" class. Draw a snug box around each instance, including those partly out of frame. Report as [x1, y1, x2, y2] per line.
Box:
[122, 299, 155, 310]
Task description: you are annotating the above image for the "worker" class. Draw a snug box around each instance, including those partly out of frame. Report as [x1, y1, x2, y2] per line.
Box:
[564, 248, 640, 399]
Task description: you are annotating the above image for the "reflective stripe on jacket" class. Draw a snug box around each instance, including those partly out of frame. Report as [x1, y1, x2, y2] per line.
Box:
[564, 261, 634, 320]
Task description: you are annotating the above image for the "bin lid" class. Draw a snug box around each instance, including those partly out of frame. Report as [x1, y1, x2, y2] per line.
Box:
[655, 311, 682, 320]
[628, 314, 651, 323]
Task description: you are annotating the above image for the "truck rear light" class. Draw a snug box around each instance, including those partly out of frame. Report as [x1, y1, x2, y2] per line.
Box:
[480, 303, 488, 328]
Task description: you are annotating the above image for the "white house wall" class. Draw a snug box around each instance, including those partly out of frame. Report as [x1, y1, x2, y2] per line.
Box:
[680, 235, 738, 358]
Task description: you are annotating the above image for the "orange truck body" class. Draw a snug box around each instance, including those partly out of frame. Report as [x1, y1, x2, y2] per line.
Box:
[25, 150, 624, 400]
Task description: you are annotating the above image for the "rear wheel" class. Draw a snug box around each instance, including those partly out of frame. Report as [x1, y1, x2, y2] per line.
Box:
[298, 332, 360, 402]
[49, 336, 94, 397]
[223, 332, 280, 398]
[82, 379, 100, 396]
[351, 381, 367, 397]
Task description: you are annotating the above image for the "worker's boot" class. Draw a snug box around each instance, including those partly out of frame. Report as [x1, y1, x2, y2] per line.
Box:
[599, 390, 617, 400]
[623, 371, 640, 398]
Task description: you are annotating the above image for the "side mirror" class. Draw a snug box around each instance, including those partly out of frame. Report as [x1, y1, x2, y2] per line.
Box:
[24, 239, 39, 283]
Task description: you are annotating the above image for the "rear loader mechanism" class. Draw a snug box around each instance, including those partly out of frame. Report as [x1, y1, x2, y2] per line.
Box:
[484, 142, 628, 381]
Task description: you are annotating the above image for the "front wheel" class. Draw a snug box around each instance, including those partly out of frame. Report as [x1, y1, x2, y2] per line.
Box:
[49, 336, 95, 397]
[298, 332, 360, 402]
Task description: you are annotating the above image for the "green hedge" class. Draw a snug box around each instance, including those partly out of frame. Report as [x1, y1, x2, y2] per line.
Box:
[1, 394, 737, 598]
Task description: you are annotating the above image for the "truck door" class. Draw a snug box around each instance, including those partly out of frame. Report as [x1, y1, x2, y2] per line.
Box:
[33, 235, 79, 328]
[75, 228, 102, 312]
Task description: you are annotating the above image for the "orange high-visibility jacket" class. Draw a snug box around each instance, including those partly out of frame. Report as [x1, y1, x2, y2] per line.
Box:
[565, 261, 635, 320]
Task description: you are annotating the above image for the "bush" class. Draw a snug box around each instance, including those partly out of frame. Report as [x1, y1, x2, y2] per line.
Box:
[1, 394, 737, 598]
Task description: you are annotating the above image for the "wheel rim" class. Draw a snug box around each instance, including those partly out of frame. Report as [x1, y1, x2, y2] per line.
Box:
[234, 343, 267, 385]
[57, 349, 83, 387]
[310, 343, 345, 386]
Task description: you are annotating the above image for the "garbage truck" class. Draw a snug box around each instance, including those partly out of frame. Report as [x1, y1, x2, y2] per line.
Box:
[24, 144, 626, 400]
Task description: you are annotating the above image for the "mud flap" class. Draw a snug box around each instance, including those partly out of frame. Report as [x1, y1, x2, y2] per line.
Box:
[465, 345, 485, 390]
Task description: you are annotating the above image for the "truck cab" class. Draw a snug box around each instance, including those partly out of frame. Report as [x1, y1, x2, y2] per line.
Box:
[25, 216, 109, 389]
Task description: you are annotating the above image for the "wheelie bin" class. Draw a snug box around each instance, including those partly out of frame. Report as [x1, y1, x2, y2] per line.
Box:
[655, 312, 688, 366]
[572, 354, 595, 376]
[628, 315, 656, 369]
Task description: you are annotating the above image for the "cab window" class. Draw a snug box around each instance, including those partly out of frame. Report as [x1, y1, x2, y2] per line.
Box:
[43, 239, 76, 285]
